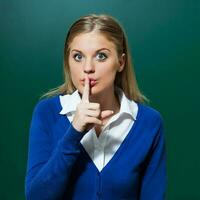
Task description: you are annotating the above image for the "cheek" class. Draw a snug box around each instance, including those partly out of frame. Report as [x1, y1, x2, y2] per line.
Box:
[98, 61, 117, 79]
[69, 65, 82, 86]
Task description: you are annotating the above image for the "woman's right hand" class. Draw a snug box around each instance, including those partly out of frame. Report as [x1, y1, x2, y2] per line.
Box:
[72, 75, 114, 133]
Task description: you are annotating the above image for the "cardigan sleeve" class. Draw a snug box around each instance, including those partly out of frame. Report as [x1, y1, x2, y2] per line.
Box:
[25, 100, 85, 200]
[139, 115, 168, 200]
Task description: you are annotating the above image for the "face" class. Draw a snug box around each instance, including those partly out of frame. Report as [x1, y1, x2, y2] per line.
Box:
[68, 31, 125, 98]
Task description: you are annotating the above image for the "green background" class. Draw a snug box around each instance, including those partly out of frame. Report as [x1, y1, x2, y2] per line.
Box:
[1, 0, 200, 199]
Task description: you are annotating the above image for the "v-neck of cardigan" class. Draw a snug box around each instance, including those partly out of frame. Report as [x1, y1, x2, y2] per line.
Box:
[55, 94, 142, 174]
[80, 102, 142, 174]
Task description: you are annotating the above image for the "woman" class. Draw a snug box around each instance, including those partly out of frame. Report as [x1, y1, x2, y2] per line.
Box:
[25, 14, 167, 199]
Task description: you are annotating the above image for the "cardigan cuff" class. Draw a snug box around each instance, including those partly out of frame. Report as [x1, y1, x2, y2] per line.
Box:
[60, 124, 86, 150]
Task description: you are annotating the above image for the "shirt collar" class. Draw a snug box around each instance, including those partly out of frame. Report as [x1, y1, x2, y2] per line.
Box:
[59, 89, 81, 115]
[59, 86, 137, 120]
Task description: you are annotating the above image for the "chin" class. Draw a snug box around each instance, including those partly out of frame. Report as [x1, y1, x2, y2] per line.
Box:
[91, 85, 107, 97]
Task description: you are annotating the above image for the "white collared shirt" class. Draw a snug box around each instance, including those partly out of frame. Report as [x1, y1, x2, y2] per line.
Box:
[59, 87, 138, 172]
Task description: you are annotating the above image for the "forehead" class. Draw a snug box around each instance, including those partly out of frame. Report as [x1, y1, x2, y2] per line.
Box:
[69, 32, 116, 52]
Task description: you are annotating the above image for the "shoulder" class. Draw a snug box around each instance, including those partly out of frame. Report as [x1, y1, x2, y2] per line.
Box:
[32, 95, 61, 120]
[136, 103, 166, 146]
[138, 103, 164, 129]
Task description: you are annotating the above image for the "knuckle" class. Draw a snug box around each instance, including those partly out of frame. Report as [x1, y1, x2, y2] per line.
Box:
[96, 103, 100, 109]
[97, 119, 102, 125]
[84, 116, 89, 124]
[97, 110, 101, 116]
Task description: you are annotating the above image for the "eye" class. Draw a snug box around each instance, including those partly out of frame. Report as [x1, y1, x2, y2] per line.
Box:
[96, 52, 107, 61]
[73, 53, 83, 62]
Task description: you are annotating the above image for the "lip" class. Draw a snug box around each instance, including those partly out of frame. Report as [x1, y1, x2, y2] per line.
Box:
[82, 78, 97, 82]
[90, 80, 97, 87]
[81, 79, 97, 87]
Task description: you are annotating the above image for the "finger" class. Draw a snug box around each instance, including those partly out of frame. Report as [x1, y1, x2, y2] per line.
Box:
[100, 110, 114, 119]
[86, 110, 100, 118]
[87, 103, 100, 110]
[82, 75, 90, 103]
[85, 116, 103, 126]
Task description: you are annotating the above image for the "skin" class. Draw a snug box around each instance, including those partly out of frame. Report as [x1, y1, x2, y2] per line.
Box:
[68, 31, 125, 135]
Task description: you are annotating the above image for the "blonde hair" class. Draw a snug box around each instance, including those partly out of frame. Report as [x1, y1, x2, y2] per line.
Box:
[40, 13, 150, 104]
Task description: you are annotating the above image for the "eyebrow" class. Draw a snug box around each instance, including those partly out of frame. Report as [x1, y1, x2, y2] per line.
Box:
[71, 48, 111, 53]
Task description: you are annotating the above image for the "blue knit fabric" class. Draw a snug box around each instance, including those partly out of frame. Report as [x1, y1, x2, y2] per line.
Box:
[25, 95, 167, 200]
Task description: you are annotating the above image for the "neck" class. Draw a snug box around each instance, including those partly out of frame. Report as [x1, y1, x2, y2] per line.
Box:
[88, 86, 120, 114]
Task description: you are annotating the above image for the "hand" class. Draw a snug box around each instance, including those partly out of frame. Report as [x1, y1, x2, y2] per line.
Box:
[72, 75, 114, 133]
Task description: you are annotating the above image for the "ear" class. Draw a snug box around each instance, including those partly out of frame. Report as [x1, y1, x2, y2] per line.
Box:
[118, 53, 126, 72]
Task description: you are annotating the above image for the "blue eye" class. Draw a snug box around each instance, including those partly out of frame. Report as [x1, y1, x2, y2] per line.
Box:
[96, 52, 107, 61]
[73, 53, 82, 62]
[73, 52, 107, 62]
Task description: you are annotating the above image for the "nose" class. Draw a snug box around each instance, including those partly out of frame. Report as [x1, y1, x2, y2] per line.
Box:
[83, 58, 95, 74]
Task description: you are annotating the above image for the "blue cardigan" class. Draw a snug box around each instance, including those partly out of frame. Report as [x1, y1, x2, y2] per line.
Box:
[25, 94, 167, 200]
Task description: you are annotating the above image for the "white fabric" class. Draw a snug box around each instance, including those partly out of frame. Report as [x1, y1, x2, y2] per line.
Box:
[59, 86, 138, 172]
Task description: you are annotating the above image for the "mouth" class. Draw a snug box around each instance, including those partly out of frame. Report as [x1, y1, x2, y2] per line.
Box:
[81, 78, 97, 87]
[90, 80, 97, 87]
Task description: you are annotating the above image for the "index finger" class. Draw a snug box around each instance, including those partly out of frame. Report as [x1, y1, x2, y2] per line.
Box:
[82, 75, 90, 103]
